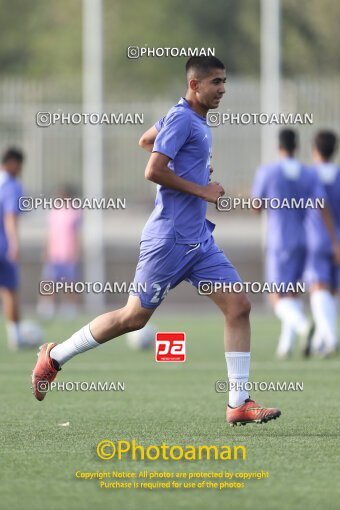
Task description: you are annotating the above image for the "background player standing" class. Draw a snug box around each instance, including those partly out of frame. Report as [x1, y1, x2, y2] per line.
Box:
[304, 131, 340, 356]
[252, 130, 333, 358]
[0, 148, 25, 349]
[37, 184, 81, 320]
[32, 57, 281, 426]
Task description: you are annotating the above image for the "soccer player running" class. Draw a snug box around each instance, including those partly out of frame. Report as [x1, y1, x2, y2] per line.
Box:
[0, 148, 25, 349]
[304, 131, 340, 356]
[32, 56, 281, 426]
[252, 129, 339, 358]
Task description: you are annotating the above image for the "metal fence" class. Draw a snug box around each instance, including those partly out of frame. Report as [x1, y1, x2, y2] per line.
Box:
[1, 77, 340, 199]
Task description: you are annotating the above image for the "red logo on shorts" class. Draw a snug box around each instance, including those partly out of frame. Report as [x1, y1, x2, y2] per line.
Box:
[155, 332, 186, 362]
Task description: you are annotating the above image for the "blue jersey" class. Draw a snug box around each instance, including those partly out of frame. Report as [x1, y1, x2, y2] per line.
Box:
[141, 97, 214, 244]
[305, 163, 340, 254]
[154, 117, 165, 132]
[252, 158, 325, 252]
[0, 171, 23, 258]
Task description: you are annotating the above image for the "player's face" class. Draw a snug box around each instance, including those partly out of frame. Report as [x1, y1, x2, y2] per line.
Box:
[4, 159, 22, 176]
[196, 69, 226, 110]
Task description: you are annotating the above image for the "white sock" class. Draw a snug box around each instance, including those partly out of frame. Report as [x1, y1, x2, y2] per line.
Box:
[277, 321, 296, 357]
[310, 290, 337, 350]
[225, 352, 250, 407]
[6, 321, 21, 350]
[274, 297, 309, 335]
[311, 328, 324, 353]
[296, 298, 304, 313]
[50, 324, 99, 366]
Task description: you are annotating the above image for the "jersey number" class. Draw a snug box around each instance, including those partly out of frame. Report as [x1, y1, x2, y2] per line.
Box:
[150, 282, 171, 304]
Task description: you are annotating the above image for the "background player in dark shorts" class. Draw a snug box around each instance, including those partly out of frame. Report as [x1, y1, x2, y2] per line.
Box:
[305, 131, 340, 355]
[0, 148, 24, 349]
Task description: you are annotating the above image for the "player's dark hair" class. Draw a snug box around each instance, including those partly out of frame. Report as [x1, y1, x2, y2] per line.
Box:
[278, 129, 297, 154]
[186, 56, 225, 79]
[2, 147, 24, 164]
[314, 130, 338, 160]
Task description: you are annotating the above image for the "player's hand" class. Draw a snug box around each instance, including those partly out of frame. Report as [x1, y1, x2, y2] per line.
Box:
[201, 181, 225, 203]
[332, 242, 340, 265]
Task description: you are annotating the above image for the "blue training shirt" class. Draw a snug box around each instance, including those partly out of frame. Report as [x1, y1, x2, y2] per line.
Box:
[0, 170, 23, 258]
[141, 97, 215, 244]
[252, 158, 326, 252]
[305, 163, 340, 254]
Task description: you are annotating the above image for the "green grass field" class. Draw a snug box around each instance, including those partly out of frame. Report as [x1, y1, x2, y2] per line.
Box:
[1, 311, 339, 510]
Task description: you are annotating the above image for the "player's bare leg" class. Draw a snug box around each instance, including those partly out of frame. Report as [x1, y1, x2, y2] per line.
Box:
[209, 290, 251, 352]
[88, 296, 155, 342]
[209, 290, 281, 426]
[1, 287, 19, 321]
[31, 296, 154, 401]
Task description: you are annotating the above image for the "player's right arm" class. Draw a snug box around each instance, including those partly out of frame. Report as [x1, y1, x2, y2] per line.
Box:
[3, 183, 22, 262]
[4, 212, 19, 261]
[144, 110, 224, 203]
[145, 152, 224, 203]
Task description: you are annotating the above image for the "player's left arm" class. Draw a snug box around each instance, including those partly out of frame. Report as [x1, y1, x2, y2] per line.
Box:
[139, 117, 165, 152]
[139, 126, 159, 152]
[313, 173, 340, 263]
[319, 205, 340, 263]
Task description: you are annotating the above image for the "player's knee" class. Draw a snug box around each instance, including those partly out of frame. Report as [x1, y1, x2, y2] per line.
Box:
[237, 295, 251, 319]
[226, 294, 251, 323]
[123, 313, 149, 333]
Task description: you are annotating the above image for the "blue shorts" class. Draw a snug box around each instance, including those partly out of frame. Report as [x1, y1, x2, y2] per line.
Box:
[266, 247, 306, 291]
[0, 257, 19, 290]
[43, 262, 79, 283]
[131, 235, 241, 309]
[304, 251, 339, 291]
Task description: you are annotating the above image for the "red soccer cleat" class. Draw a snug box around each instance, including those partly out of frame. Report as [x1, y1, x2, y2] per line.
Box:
[226, 398, 281, 426]
[31, 343, 61, 401]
